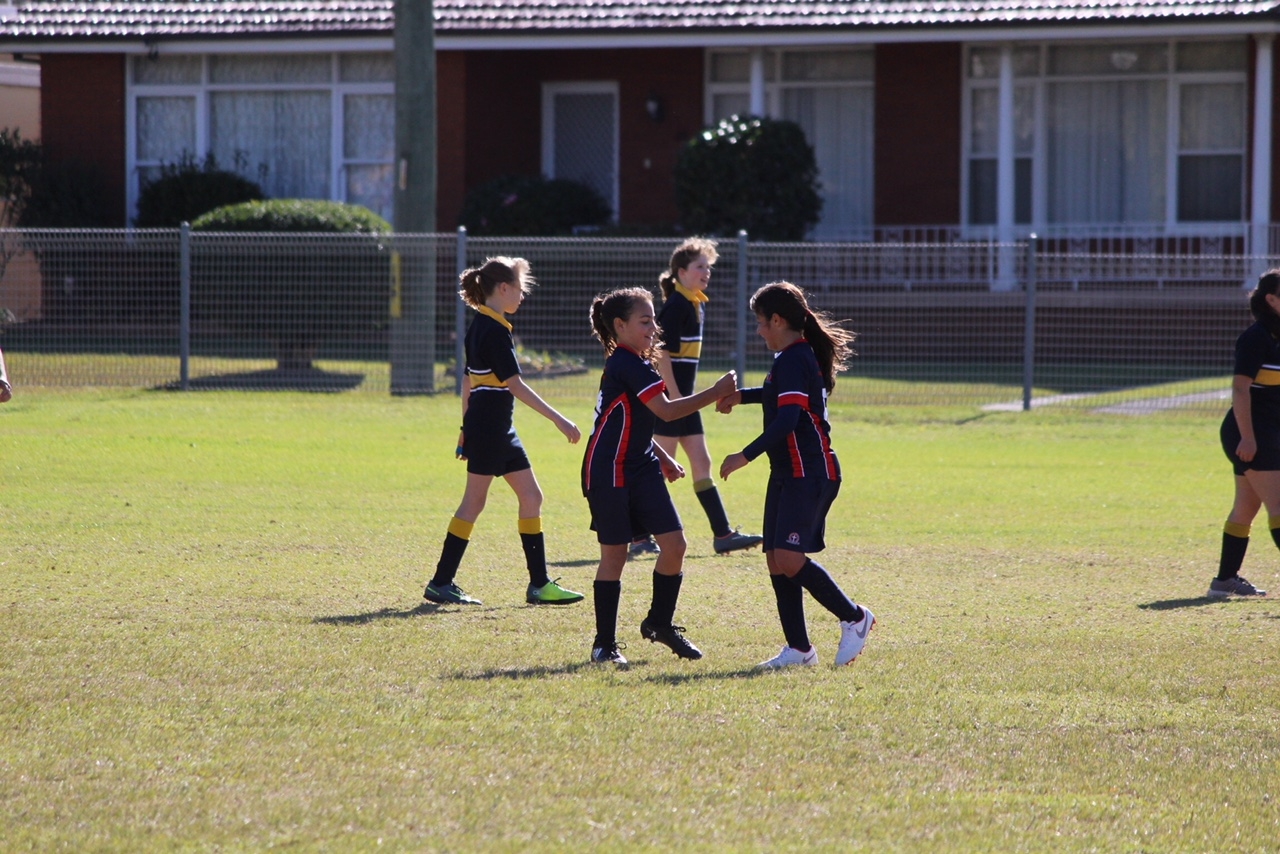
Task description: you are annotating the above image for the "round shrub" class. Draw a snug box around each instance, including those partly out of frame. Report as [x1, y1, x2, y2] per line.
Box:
[674, 115, 822, 241]
[134, 154, 264, 228]
[192, 198, 391, 234]
[458, 173, 611, 236]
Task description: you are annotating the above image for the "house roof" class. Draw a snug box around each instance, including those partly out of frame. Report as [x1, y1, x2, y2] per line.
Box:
[1, 0, 1278, 41]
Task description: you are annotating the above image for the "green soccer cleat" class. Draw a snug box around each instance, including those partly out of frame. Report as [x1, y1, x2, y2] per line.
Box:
[423, 582, 483, 605]
[526, 578, 585, 605]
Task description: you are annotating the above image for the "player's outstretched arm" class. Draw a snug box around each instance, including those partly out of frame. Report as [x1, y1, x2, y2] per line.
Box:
[507, 375, 580, 443]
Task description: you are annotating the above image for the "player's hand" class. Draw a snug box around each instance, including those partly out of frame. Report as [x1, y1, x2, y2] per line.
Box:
[0, 381, 10, 403]
[716, 390, 741, 414]
[455, 431, 467, 460]
[720, 452, 748, 480]
[1238, 436, 1258, 462]
[558, 417, 581, 444]
[712, 371, 737, 399]
[660, 457, 685, 482]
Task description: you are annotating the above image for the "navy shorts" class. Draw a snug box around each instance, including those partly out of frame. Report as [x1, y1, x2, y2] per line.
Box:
[1221, 410, 1280, 476]
[763, 476, 840, 553]
[464, 427, 531, 477]
[587, 462, 683, 545]
[654, 410, 704, 438]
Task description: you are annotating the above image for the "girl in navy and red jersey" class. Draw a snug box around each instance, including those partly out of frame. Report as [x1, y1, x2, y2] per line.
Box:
[643, 237, 762, 558]
[583, 287, 737, 664]
[1212, 268, 1280, 600]
[423, 257, 585, 607]
[719, 282, 875, 669]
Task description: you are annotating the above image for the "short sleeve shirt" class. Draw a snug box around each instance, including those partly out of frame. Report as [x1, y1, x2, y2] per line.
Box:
[463, 308, 521, 434]
[757, 340, 840, 480]
[582, 346, 667, 492]
[657, 290, 702, 396]
[1234, 321, 1280, 433]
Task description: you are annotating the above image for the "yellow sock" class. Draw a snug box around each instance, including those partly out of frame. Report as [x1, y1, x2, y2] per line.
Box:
[448, 516, 475, 540]
[518, 517, 542, 535]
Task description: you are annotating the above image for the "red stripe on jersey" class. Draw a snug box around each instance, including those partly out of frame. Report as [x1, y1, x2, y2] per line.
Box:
[638, 379, 665, 404]
[583, 396, 632, 490]
[778, 390, 810, 409]
[787, 433, 806, 478]
[808, 411, 839, 479]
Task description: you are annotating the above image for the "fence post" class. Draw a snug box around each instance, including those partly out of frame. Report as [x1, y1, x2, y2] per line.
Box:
[455, 226, 467, 395]
[736, 229, 748, 381]
[179, 222, 191, 391]
[1022, 234, 1038, 412]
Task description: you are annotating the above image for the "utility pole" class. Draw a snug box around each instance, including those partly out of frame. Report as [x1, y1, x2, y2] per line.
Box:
[390, 0, 437, 394]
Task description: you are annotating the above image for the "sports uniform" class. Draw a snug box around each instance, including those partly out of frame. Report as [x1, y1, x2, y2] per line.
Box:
[739, 339, 841, 553]
[461, 305, 530, 476]
[582, 345, 683, 544]
[1220, 321, 1280, 475]
[655, 284, 706, 438]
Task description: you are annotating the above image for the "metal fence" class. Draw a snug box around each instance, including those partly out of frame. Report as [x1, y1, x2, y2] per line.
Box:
[0, 227, 1260, 412]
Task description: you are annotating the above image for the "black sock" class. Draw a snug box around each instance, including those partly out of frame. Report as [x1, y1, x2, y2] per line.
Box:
[431, 532, 468, 587]
[520, 531, 550, 588]
[1218, 533, 1249, 581]
[695, 481, 732, 538]
[770, 573, 810, 651]
[793, 559, 861, 623]
[646, 571, 683, 626]
[593, 580, 621, 649]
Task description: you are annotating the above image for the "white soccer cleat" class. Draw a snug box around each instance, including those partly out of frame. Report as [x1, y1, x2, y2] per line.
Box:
[835, 607, 875, 666]
[757, 645, 818, 669]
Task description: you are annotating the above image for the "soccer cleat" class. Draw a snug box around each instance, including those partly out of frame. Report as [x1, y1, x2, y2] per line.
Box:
[590, 642, 628, 664]
[835, 607, 875, 666]
[423, 582, 483, 605]
[640, 618, 703, 659]
[628, 537, 661, 559]
[757, 645, 818, 669]
[713, 529, 765, 555]
[526, 578, 585, 605]
[1207, 576, 1268, 599]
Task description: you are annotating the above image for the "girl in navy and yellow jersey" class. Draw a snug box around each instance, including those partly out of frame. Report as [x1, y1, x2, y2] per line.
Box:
[719, 282, 875, 669]
[424, 257, 585, 607]
[1213, 269, 1280, 599]
[639, 238, 761, 558]
[582, 287, 737, 664]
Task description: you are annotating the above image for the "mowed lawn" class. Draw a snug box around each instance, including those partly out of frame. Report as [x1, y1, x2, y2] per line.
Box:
[1, 384, 1277, 851]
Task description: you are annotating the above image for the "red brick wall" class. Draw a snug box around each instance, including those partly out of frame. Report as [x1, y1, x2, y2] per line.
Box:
[454, 47, 703, 228]
[40, 54, 127, 225]
[436, 51, 467, 229]
[874, 43, 963, 226]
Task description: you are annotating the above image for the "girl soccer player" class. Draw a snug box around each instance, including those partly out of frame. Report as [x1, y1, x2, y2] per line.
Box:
[583, 287, 737, 664]
[424, 257, 585, 607]
[718, 282, 875, 669]
[1212, 268, 1280, 599]
[638, 238, 761, 558]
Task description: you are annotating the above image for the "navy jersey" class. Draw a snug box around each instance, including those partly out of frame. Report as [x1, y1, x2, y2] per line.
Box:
[582, 346, 667, 492]
[463, 306, 521, 435]
[657, 286, 704, 396]
[742, 339, 840, 480]
[1233, 321, 1280, 432]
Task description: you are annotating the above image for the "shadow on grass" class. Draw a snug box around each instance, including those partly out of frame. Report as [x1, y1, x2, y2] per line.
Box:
[313, 602, 500, 625]
[1138, 596, 1255, 611]
[447, 662, 603, 680]
[642, 668, 764, 684]
[156, 366, 365, 392]
[549, 558, 601, 569]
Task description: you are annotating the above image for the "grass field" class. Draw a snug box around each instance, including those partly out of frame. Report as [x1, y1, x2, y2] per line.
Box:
[2, 382, 1277, 851]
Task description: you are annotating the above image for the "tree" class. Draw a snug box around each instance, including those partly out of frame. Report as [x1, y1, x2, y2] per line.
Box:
[674, 115, 822, 241]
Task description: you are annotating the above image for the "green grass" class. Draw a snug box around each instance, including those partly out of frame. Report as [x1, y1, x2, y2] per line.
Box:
[2, 385, 1278, 850]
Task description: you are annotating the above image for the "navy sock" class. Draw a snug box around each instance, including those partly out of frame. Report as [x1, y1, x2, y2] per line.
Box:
[431, 532, 468, 587]
[695, 482, 732, 538]
[646, 571, 683, 626]
[520, 531, 550, 588]
[593, 580, 622, 648]
[1218, 533, 1249, 581]
[770, 573, 810, 652]
[793, 559, 861, 623]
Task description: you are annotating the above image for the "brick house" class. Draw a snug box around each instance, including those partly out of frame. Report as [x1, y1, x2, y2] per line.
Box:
[1, 0, 1279, 247]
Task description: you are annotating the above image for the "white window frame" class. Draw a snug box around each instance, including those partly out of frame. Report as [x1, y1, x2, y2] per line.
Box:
[541, 80, 620, 220]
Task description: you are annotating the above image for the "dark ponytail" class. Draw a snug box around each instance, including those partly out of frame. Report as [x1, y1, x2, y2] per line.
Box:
[750, 281, 854, 391]
[1249, 268, 1280, 339]
[590, 287, 660, 359]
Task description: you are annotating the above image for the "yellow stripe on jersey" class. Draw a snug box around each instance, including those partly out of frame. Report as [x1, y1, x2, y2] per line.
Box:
[1255, 366, 1280, 386]
[469, 369, 508, 390]
[671, 339, 702, 361]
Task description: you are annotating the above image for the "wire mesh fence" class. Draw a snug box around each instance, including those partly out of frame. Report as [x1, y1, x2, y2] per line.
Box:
[0, 227, 1259, 412]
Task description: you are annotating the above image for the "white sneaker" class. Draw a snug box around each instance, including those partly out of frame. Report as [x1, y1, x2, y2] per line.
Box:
[757, 645, 818, 669]
[835, 607, 875, 666]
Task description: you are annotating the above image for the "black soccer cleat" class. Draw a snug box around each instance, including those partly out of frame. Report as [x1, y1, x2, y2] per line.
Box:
[640, 618, 703, 660]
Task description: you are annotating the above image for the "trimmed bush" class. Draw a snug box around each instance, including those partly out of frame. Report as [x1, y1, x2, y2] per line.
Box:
[134, 154, 264, 228]
[458, 173, 611, 236]
[191, 200, 393, 370]
[674, 115, 822, 241]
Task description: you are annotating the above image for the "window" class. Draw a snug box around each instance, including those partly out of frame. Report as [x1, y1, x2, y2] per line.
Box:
[707, 48, 874, 239]
[964, 40, 1247, 230]
[542, 82, 619, 219]
[128, 52, 394, 223]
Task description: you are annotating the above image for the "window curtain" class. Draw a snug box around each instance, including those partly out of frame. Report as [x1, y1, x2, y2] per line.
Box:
[1047, 80, 1166, 224]
[210, 91, 331, 199]
[782, 86, 873, 239]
